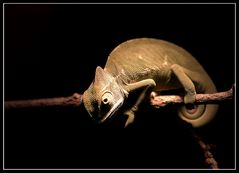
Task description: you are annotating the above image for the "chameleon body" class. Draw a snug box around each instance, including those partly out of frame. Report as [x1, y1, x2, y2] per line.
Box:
[83, 38, 218, 127]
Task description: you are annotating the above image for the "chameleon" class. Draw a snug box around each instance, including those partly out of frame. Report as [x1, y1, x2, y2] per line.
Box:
[82, 38, 218, 128]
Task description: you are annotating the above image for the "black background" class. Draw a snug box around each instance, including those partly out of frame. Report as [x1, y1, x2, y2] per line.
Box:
[4, 4, 235, 169]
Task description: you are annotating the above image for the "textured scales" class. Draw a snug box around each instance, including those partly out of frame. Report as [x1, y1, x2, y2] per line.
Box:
[106, 38, 205, 90]
[83, 38, 218, 127]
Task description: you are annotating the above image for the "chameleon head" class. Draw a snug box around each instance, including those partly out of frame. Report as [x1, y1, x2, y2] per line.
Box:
[83, 66, 128, 123]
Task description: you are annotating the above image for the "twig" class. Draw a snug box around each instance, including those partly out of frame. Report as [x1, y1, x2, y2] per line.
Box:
[5, 86, 234, 110]
[150, 86, 234, 108]
[5, 93, 82, 110]
[193, 134, 218, 169]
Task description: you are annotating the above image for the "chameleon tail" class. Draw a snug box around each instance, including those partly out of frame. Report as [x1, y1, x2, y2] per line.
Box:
[177, 81, 219, 128]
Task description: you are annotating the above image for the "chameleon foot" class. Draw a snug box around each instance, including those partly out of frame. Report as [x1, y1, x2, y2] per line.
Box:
[184, 93, 197, 114]
[184, 92, 196, 104]
[150, 91, 158, 99]
[123, 110, 135, 128]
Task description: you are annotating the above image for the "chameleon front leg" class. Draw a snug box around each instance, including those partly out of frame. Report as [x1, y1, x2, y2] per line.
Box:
[123, 79, 156, 127]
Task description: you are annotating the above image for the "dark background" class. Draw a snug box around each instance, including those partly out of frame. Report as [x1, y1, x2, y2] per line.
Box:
[4, 4, 235, 169]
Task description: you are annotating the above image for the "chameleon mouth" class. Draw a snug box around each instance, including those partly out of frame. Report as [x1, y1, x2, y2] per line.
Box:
[99, 98, 124, 123]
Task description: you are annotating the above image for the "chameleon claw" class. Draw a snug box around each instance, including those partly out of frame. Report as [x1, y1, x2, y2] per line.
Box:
[150, 91, 158, 99]
[124, 110, 135, 128]
[184, 92, 198, 113]
[184, 92, 196, 105]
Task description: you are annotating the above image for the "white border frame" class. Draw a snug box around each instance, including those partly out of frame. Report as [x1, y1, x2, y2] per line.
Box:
[2, 2, 236, 171]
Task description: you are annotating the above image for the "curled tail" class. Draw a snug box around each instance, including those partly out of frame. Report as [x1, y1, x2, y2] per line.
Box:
[178, 77, 219, 128]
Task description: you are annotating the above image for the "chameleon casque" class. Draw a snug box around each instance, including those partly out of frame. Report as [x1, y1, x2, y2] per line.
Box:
[83, 38, 218, 128]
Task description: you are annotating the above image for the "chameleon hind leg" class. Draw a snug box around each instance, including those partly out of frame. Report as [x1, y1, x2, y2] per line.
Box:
[171, 64, 197, 104]
[123, 79, 156, 127]
[171, 64, 207, 118]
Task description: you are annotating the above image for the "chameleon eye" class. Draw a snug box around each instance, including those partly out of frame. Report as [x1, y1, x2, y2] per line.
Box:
[101, 91, 113, 105]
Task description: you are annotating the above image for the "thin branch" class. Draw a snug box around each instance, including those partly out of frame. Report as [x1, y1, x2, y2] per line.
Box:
[193, 134, 218, 169]
[5, 93, 82, 110]
[5, 86, 234, 110]
[150, 86, 234, 108]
